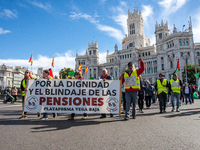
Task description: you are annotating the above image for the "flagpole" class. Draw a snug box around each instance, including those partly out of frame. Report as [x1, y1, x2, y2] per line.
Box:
[53, 53, 54, 76]
[31, 51, 33, 73]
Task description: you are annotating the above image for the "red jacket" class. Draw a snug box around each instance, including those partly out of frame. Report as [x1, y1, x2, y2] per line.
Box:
[121, 61, 145, 92]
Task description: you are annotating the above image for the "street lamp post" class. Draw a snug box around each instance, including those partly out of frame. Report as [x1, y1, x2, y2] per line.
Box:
[190, 16, 198, 86]
[182, 25, 188, 83]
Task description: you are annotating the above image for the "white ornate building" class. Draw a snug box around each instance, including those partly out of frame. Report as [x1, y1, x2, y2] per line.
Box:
[75, 8, 200, 83]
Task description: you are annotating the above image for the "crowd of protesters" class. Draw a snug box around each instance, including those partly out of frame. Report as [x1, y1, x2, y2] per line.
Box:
[2, 58, 198, 121]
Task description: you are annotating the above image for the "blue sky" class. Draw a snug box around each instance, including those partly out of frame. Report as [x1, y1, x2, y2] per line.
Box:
[0, 0, 200, 75]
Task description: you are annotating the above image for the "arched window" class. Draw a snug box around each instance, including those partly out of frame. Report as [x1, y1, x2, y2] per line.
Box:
[129, 43, 133, 47]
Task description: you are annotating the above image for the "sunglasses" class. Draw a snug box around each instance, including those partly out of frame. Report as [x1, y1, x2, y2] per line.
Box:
[75, 73, 80, 75]
[25, 72, 29, 73]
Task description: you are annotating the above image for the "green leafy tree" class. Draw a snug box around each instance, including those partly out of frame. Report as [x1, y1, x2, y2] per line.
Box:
[182, 64, 200, 85]
[59, 68, 74, 79]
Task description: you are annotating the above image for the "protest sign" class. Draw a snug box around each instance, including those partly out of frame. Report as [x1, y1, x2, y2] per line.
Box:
[24, 79, 120, 114]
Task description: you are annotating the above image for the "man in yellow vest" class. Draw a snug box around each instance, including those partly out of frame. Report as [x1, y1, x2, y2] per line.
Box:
[120, 58, 145, 120]
[155, 73, 169, 113]
[170, 74, 182, 112]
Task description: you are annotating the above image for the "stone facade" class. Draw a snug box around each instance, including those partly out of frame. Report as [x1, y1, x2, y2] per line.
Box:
[0, 64, 28, 89]
[75, 8, 200, 83]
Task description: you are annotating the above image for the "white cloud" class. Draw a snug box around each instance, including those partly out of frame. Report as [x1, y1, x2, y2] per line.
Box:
[96, 24, 123, 42]
[150, 34, 156, 45]
[27, 0, 52, 11]
[70, 12, 123, 42]
[0, 9, 18, 19]
[70, 12, 99, 24]
[0, 51, 75, 76]
[142, 5, 153, 23]
[158, 0, 187, 14]
[99, 52, 107, 64]
[110, 1, 128, 34]
[0, 27, 11, 34]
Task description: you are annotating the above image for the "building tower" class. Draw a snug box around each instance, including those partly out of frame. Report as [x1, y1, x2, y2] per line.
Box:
[122, 8, 151, 50]
[88, 41, 99, 79]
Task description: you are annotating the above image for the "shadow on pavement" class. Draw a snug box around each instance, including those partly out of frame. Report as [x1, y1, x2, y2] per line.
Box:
[0, 118, 123, 133]
[0, 109, 124, 133]
[164, 109, 200, 118]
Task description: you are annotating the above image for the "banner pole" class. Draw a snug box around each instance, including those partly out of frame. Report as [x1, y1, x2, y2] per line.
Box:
[22, 79, 29, 116]
[119, 79, 122, 118]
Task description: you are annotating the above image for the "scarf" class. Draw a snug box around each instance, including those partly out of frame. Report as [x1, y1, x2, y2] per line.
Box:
[101, 73, 108, 79]
[43, 75, 50, 79]
[24, 76, 31, 80]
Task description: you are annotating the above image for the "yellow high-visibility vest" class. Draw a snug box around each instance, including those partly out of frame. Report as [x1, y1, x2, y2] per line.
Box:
[157, 79, 168, 94]
[124, 70, 140, 90]
[21, 77, 34, 96]
[170, 79, 180, 94]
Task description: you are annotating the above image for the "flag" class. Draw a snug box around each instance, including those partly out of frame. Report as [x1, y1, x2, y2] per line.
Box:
[29, 54, 33, 66]
[86, 65, 88, 73]
[52, 56, 54, 67]
[195, 73, 199, 78]
[78, 63, 82, 71]
[49, 68, 53, 78]
[122, 39, 125, 44]
[171, 59, 180, 78]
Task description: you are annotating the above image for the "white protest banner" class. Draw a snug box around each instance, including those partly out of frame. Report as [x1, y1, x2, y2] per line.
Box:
[24, 79, 120, 114]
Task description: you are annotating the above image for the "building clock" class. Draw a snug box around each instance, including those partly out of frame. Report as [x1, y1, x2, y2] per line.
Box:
[130, 18, 133, 21]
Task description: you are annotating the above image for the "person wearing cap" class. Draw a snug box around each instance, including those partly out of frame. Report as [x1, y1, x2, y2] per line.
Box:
[120, 58, 145, 120]
[155, 73, 169, 113]
[169, 74, 182, 112]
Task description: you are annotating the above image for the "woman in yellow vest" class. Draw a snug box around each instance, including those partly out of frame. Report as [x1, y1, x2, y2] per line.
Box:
[169, 74, 182, 112]
[155, 73, 169, 113]
[19, 70, 34, 119]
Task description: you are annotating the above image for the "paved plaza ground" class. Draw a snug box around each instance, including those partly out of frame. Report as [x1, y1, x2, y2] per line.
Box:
[0, 99, 200, 150]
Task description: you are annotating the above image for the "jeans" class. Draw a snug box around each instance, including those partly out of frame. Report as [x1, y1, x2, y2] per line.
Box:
[22, 96, 27, 115]
[4, 94, 7, 100]
[171, 92, 180, 110]
[158, 92, 167, 112]
[145, 96, 152, 108]
[138, 93, 144, 110]
[185, 94, 192, 104]
[13, 95, 17, 102]
[122, 92, 126, 111]
[152, 94, 156, 103]
[125, 91, 138, 118]
[190, 93, 194, 103]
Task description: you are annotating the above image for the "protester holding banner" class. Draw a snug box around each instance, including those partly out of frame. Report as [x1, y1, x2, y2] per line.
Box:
[155, 73, 169, 113]
[40, 70, 56, 120]
[68, 71, 88, 120]
[100, 68, 113, 118]
[120, 58, 145, 120]
[169, 74, 182, 112]
[138, 75, 146, 113]
[19, 70, 34, 119]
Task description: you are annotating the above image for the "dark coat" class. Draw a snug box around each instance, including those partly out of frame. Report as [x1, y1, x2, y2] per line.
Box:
[145, 84, 153, 96]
